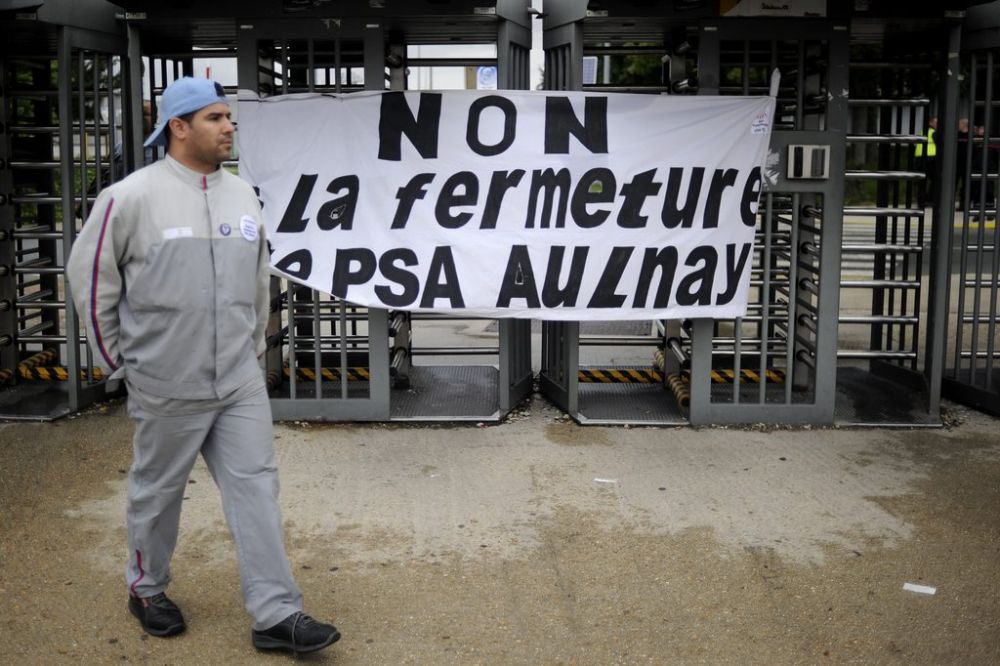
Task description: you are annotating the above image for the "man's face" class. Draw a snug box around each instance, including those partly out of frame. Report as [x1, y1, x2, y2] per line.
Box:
[173, 102, 234, 168]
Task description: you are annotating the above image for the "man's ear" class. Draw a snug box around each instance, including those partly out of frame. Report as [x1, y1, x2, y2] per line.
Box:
[168, 116, 188, 141]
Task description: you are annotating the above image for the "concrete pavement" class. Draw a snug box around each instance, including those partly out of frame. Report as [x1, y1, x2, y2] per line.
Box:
[1, 395, 998, 664]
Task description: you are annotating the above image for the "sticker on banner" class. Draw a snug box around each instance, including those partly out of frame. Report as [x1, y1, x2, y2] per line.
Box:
[240, 215, 258, 242]
[751, 111, 770, 135]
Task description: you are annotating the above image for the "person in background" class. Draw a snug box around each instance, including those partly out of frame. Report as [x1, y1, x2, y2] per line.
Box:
[913, 115, 937, 208]
[956, 117, 969, 211]
[66, 77, 340, 655]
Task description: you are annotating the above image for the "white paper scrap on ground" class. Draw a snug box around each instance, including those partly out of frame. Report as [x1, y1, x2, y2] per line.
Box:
[903, 582, 937, 595]
[594, 478, 618, 484]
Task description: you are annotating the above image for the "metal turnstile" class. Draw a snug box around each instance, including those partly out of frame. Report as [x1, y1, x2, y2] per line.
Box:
[1, 7, 131, 419]
[538, 10, 684, 425]
[539, 11, 851, 425]
[537, 5, 977, 427]
[232, 22, 391, 421]
[686, 20, 849, 425]
[225, 4, 533, 421]
[830, 21, 960, 426]
[943, 19, 1000, 416]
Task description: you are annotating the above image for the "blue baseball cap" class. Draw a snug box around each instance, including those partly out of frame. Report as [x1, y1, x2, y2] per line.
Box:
[144, 77, 229, 148]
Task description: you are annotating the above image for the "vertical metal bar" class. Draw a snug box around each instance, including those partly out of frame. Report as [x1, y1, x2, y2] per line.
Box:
[906, 98, 919, 365]
[157, 57, 166, 100]
[925, 19, 962, 409]
[760, 193, 773, 403]
[986, 204, 1000, 392]
[732, 37, 750, 403]
[313, 293, 322, 398]
[970, 51, 993, 385]
[949, 69, 978, 381]
[786, 193, 800, 404]
[955, 55, 976, 377]
[690, 23, 720, 423]
[127, 26, 144, 171]
[742, 39, 750, 96]
[106, 55, 118, 183]
[59, 30, 80, 410]
[902, 82, 919, 368]
[339, 302, 348, 399]
[77, 52, 87, 221]
[689, 318, 714, 422]
[963, 75, 975, 222]
[364, 24, 385, 92]
[92, 54, 102, 198]
[698, 25, 719, 95]
[287, 283, 297, 399]
[89, 52, 104, 383]
[0, 51, 14, 375]
[733, 317, 742, 404]
[334, 38, 341, 93]
[796, 41, 805, 129]
[307, 39, 314, 91]
[280, 40, 288, 94]
[888, 213, 898, 354]
[814, 24, 849, 423]
[985, 59, 1000, 391]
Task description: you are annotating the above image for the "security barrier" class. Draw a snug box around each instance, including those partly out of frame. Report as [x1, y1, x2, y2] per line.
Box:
[2, 1, 995, 425]
[536, 3, 980, 426]
[0, 2, 131, 419]
[944, 12, 1000, 416]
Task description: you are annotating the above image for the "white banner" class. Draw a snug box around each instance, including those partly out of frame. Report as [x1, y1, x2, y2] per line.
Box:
[237, 90, 774, 320]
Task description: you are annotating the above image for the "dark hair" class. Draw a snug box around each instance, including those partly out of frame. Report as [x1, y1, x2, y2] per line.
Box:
[164, 111, 197, 148]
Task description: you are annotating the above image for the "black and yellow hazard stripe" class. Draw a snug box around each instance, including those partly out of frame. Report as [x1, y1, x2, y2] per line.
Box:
[578, 368, 664, 383]
[666, 372, 690, 408]
[17, 366, 105, 381]
[283, 365, 371, 382]
[19, 348, 58, 369]
[576, 367, 786, 384]
[676, 368, 786, 385]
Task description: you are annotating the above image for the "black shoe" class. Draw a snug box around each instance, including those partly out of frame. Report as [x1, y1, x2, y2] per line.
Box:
[251, 612, 340, 653]
[128, 592, 186, 637]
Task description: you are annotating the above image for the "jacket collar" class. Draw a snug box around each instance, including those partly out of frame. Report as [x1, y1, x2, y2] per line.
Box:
[164, 154, 224, 191]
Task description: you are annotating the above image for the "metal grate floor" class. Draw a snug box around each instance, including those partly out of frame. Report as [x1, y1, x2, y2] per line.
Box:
[0, 383, 73, 421]
[834, 366, 940, 427]
[390, 365, 500, 421]
[576, 381, 687, 425]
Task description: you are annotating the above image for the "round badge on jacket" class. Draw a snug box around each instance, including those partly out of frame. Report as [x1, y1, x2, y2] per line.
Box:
[240, 215, 258, 242]
[219, 223, 232, 236]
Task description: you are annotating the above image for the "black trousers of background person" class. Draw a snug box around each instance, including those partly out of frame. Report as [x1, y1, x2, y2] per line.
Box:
[916, 155, 935, 209]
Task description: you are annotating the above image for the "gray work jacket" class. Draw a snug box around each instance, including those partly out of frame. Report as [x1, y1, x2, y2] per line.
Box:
[67, 155, 271, 401]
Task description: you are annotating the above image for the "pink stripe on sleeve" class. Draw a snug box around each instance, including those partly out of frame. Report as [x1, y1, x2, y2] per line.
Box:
[90, 198, 119, 371]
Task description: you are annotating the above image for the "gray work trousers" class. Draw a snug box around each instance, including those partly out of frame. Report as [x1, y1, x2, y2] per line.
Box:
[125, 386, 302, 630]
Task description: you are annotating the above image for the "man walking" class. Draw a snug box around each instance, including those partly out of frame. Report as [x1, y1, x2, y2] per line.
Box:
[67, 77, 340, 654]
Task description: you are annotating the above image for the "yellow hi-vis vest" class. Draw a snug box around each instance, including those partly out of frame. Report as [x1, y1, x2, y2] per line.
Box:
[915, 126, 937, 157]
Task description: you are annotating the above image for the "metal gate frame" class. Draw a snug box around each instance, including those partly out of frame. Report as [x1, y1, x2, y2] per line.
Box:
[235, 19, 392, 421]
[235, 9, 535, 421]
[688, 18, 849, 425]
[495, 2, 535, 413]
[537, 8, 583, 416]
[537, 10, 853, 425]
